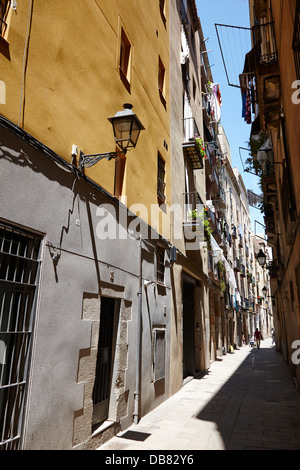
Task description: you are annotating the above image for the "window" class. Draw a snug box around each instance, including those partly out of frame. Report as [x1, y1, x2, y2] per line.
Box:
[152, 328, 165, 382]
[0, 222, 42, 449]
[0, 0, 9, 38]
[156, 245, 165, 284]
[157, 153, 166, 203]
[292, 1, 300, 81]
[92, 297, 118, 426]
[119, 27, 132, 91]
[159, 0, 166, 24]
[158, 57, 166, 106]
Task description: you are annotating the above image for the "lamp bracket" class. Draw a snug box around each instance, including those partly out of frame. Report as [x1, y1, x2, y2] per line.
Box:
[79, 150, 125, 170]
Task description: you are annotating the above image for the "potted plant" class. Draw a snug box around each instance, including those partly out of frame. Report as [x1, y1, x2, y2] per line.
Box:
[218, 260, 226, 292]
[195, 137, 207, 160]
[187, 208, 212, 248]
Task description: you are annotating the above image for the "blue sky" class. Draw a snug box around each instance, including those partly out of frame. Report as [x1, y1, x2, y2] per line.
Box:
[196, 0, 265, 231]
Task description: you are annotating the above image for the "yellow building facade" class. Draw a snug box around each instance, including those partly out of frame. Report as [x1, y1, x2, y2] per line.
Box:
[0, 0, 171, 238]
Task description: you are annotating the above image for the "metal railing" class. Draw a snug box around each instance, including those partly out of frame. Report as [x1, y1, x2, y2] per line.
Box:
[182, 117, 200, 143]
[0, 223, 42, 450]
[253, 21, 278, 65]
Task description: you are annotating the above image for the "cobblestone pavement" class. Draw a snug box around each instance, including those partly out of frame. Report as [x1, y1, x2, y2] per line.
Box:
[98, 339, 300, 450]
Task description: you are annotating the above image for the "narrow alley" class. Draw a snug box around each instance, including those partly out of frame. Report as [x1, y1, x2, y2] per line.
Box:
[98, 339, 300, 451]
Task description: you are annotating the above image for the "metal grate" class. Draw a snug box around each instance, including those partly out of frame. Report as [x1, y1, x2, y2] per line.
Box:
[93, 297, 115, 407]
[157, 154, 166, 203]
[156, 246, 165, 285]
[253, 21, 278, 65]
[0, 223, 42, 450]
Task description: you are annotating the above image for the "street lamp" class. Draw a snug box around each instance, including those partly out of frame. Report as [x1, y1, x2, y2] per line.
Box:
[76, 103, 145, 171]
[262, 286, 268, 297]
[256, 249, 267, 267]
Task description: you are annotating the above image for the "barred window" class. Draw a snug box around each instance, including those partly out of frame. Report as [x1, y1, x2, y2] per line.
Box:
[157, 153, 166, 203]
[0, 222, 42, 449]
[156, 245, 165, 285]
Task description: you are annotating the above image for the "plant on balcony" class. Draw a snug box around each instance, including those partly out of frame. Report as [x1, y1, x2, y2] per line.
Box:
[266, 261, 277, 279]
[187, 208, 212, 249]
[258, 201, 274, 217]
[218, 260, 226, 292]
[245, 133, 268, 175]
[194, 137, 207, 160]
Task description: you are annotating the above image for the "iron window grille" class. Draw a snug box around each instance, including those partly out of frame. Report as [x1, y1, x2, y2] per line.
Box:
[253, 21, 278, 65]
[157, 153, 166, 203]
[156, 245, 165, 285]
[0, 222, 42, 450]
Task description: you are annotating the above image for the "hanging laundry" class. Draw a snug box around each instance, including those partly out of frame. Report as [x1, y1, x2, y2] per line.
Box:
[250, 82, 256, 114]
[245, 90, 251, 124]
[242, 91, 246, 119]
[216, 84, 222, 106]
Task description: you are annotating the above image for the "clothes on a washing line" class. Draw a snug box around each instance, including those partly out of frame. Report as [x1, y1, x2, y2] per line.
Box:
[242, 89, 252, 124]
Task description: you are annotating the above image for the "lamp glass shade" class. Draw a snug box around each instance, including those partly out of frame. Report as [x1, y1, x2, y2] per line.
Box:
[108, 104, 144, 153]
[257, 249, 266, 266]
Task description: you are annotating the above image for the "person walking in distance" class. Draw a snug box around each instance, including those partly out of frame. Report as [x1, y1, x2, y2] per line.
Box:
[254, 328, 263, 349]
[271, 328, 275, 345]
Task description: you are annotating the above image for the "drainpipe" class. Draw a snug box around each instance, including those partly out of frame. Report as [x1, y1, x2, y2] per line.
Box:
[134, 236, 142, 424]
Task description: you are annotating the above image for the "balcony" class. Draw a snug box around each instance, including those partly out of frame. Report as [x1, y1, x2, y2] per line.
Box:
[204, 143, 213, 176]
[208, 169, 219, 192]
[213, 219, 223, 244]
[206, 205, 216, 232]
[232, 225, 237, 239]
[215, 187, 226, 209]
[252, 22, 281, 129]
[240, 264, 246, 277]
[182, 117, 204, 170]
[234, 257, 240, 272]
[253, 22, 278, 66]
[182, 192, 205, 242]
[180, 0, 189, 39]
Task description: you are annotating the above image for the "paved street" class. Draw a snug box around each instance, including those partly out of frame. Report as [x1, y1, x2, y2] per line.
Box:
[98, 339, 300, 450]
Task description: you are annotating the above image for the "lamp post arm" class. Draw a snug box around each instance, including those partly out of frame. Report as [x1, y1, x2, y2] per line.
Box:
[79, 150, 125, 170]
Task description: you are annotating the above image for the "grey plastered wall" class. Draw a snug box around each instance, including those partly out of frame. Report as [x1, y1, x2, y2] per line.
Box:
[0, 122, 171, 449]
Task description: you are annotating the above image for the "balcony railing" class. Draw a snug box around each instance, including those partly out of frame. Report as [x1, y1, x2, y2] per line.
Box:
[234, 257, 240, 271]
[183, 117, 200, 143]
[180, 0, 189, 38]
[253, 21, 278, 65]
[182, 117, 204, 170]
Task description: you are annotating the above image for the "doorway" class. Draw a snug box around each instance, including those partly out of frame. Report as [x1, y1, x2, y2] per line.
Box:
[182, 274, 196, 379]
[92, 297, 118, 426]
